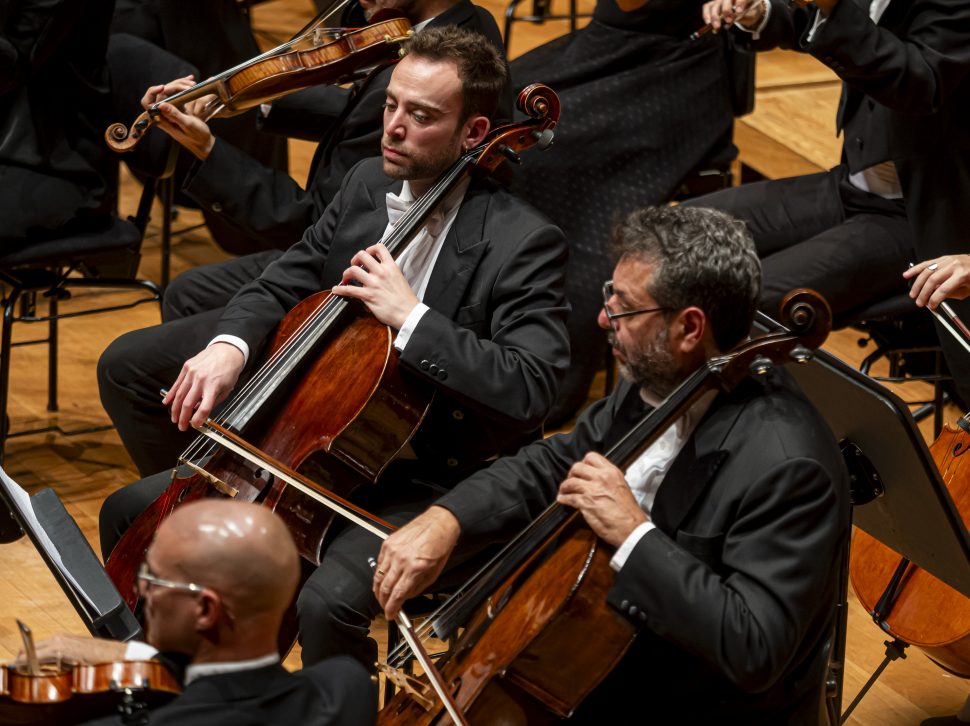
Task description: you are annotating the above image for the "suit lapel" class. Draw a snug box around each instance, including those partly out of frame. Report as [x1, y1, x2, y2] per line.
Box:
[650, 394, 741, 534]
[421, 181, 490, 319]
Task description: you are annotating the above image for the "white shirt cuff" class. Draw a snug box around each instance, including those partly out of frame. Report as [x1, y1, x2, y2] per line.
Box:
[208, 335, 250, 365]
[125, 640, 159, 661]
[393, 303, 429, 352]
[736, 0, 771, 39]
[610, 520, 656, 572]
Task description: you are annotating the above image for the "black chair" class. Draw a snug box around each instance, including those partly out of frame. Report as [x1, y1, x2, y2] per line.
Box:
[0, 213, 161, 463]
[836, 293, 950, 437]
[504, 0, 592, 52]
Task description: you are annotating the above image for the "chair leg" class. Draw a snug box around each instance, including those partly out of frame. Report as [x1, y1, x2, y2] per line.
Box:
[160, 175, 174, 291]
[47, 293, 58, 412]
[0, 287, 23, 465]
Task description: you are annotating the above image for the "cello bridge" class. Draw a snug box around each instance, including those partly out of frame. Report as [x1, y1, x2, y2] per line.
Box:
[377, 662, 434, 710]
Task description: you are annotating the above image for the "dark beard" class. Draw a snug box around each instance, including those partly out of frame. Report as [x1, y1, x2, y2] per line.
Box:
[609, 327, 683, 400]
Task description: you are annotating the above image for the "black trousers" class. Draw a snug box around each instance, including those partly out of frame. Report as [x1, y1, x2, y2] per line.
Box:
[97, 250, 282, 476]
[684, 165, 913, 323]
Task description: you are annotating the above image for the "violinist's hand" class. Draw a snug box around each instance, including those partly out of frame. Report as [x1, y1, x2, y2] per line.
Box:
[374, 506, 460, 621]
[15, 634, 127, 667]
[141, 75, 218, 161]
[333, 243, 420, 330]
[701, 0, 766, 33]
[904, 255, 970, 310]
[163, 342, 245, 431]
[557, 452, 647, 548]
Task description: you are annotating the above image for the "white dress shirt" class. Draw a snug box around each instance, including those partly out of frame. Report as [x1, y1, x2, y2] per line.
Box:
[609, 389, 717, 571]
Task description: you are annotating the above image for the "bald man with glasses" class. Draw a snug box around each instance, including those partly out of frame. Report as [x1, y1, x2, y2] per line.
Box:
[20, 500, 376, 726]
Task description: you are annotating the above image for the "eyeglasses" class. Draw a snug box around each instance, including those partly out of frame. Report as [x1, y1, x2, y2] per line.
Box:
[137, 562, 205, 594]
[602, 280, 669, 328]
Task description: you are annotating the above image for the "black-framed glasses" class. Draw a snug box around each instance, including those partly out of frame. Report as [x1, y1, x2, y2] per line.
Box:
[602, 280, 669, 328]
[137, 562, 205, 594]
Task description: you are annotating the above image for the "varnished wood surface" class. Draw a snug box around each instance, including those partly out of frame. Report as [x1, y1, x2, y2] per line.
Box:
[0, 1, 966, 721]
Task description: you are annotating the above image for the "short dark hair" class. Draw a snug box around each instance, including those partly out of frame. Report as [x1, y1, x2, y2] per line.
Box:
[609, 206, 762, 351]
[400, 26, 508, 121]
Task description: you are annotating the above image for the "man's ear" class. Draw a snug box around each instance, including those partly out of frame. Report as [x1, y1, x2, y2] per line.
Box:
[462, 114, 490, 150]
[195, 591, 222, 632]
[673, 306, 708, 354]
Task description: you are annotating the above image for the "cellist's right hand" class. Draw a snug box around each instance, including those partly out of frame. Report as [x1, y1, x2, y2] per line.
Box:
[163, 342, 245, 431]
[142, 75, 218, 161]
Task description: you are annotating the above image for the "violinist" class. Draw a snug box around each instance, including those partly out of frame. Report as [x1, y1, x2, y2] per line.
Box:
[99, 26, 569, 669]
[375, 205, 851, 724]
[22, 500, 375, 726]
[687, 0, 970, 408]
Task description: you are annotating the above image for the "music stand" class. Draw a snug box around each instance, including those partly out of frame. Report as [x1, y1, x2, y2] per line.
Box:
[756, 312, 970, 722]
[0, 468, 142, 642]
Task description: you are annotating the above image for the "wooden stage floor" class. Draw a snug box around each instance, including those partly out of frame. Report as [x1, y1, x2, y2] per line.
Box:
[0, 1, 966, 722]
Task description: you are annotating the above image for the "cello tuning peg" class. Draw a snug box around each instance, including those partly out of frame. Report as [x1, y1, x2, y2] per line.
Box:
[499, 145, 521, 164]
[749, 355, 773, 376]
[789, 345, 813, 364]
[531, 129, 555, 151]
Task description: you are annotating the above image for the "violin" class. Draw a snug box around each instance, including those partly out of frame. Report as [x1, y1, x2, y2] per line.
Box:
[102, 85, 561, 652]
[377, 290, 833, 724]
[105, 10, 412, 152]
[0, 621, 179, 725]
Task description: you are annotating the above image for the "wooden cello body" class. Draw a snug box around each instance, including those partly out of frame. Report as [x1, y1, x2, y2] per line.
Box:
[849, 421, 970, 676]
[106, 292, 431, 606]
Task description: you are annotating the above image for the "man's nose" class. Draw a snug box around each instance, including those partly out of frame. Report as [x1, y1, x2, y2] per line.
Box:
[597, 306, 611, 331]
[385, 109, 406, 138]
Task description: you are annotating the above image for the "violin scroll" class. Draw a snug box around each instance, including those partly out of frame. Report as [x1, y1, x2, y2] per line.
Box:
[105, 113, 152, 153]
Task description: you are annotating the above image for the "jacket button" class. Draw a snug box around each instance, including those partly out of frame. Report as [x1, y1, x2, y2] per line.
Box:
[446, 457, 459, 467]
[628, 605, 638, 616]
[211, 202, 223, 213]
[855, 137, 863, 149]
[619, 599, 629, 610]
[437, 369, 448, 381]
[429, 364, 439, 375]
[638, 611, 647, 622]
[420, 359, 430, 371]
[452, 409, 464, 420]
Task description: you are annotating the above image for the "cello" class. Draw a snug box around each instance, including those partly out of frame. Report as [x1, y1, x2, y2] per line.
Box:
[848, 297, 970, 678]
[377, 290, 833, 724]
[103, 84, 561, 635]
[105, 3, 412, 152]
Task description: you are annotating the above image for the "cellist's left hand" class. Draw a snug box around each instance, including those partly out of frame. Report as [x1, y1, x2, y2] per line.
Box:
[557, 452, 647, 548]
[333, 243, 420, 330]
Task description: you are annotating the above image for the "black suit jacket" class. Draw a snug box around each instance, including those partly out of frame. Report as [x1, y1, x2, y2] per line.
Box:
[753, 0, 970, 260]
[216, 157, 569, 483]
[180, 0, 507, 251]
[83, 657, 375, 726]
[436, 371, 850, 723]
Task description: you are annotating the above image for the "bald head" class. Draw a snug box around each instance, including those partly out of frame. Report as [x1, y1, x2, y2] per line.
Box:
[154, 500, 300, 620]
